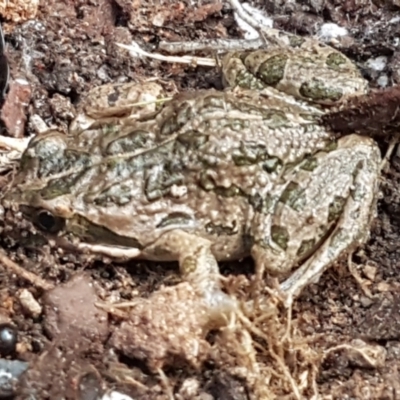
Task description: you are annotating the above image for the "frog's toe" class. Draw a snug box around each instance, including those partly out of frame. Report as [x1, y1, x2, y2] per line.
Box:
[202, 286, 238, 325]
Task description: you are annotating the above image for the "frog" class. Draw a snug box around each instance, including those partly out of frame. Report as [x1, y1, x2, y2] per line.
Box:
[2, 35, 381, 315]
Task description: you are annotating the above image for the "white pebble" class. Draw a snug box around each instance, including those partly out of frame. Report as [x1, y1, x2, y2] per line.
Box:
[377, 74, 389, 87]
[18, 289, 42, 318]
[152, 12, 165, 27]
[96, 65, 110, 81]
[317, 23, 348, 41]
[366, 56, 388, 72]
[101, 391, 134, 400]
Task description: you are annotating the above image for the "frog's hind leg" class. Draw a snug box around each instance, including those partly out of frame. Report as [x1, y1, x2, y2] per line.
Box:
[279, 135, 381, 307]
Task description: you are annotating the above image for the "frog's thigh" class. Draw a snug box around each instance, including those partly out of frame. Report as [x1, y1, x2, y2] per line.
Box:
[256, 134, 380, 305]
[143, 229, 236, 316]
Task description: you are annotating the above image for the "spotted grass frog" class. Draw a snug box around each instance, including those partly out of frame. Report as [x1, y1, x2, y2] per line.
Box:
[3, 44, 381, 313]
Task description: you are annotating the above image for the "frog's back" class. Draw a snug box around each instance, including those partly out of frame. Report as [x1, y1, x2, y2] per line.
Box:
[11, 89, 336, 262]
[64, 89, 335, 260]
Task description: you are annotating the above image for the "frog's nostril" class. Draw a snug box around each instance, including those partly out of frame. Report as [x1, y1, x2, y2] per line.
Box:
[35, 209, 65, 233]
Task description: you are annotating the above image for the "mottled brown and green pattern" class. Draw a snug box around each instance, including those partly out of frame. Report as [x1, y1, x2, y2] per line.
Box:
[4, 44, 380, 314]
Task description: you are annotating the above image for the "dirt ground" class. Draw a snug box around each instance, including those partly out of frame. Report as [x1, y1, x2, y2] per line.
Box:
[1, 0, 400, 399]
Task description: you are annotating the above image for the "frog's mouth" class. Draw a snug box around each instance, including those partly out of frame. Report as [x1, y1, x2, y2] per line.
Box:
[20, 205, 144, 260]
[55, 235, 142, 260]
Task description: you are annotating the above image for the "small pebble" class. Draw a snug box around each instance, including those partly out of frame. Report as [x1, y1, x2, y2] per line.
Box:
[377, 75, 389, 87]
[18, 289, 42, 318]
[317, 23, 348, 41]
[366, 56, 388, 72]
[0, 359, 28, 398]
[0, 324, 17, 356]
[152, 12, 165, 27]
[101, 391, 134, 400]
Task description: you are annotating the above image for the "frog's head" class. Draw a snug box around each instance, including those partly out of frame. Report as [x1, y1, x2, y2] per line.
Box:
[3, 131, 90, 246]
[3, 131, 143, 257]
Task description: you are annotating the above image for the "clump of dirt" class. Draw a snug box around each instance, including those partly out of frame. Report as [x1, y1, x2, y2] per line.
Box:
[1, 0, 400, 399]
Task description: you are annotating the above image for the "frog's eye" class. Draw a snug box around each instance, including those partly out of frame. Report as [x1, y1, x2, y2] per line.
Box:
[35, 210, 65, 234]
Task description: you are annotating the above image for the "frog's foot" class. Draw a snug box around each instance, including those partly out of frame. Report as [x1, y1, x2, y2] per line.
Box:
[143, 229, 237, 324]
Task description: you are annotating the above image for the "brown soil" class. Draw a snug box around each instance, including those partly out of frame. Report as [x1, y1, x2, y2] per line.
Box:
[1, 0, 400, 399]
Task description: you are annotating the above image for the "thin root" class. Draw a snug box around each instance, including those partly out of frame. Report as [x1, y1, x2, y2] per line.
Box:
[0, 249, 54, 291]
[237, 309, 302, 399]
[380, 136, 398, 172]
[347, 253, 373, 298]
[157, 368, 175, 400]
[116, 42, 217, 67]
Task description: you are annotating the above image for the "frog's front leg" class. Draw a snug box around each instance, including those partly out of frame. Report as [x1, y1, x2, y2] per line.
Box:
[250, 134, 381, 307]
[142, 229, 237, 322]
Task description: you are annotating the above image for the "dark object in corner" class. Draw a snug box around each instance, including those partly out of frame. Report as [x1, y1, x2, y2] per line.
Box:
[0, 24, 9, 101]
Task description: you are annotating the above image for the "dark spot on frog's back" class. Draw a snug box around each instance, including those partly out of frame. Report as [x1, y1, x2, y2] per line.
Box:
[156, 212, 193, 228]
[144, 167, 184, 201]
[289, 35, 306, 48]
[22, 134, 93, 181]
[107, 87, 120, 106]
[158, 101, 195, 136]
[271, 225, 289, 250]
[105, 130, 153, 155]
[37, 150, 92, 190]
[63, 150, 92, 170]
[328, 195, 347, 223]
[39, 175, 78, 199]
[21, 134, 67, 177]
[256, 54, 288, 86]
[205, 222, 236, 236]
[296, 238, 316, 260]
[262, 156, 282, 173]
[326, 52, 348, 71]
[232, 142, 268, 166]
[160, 115, 182, 136]
[300, 156, 318, 172]
[279, 181, 305, 211]
[199, 172, 246, 198]
[201, 94, 226, 109]
[176, 131, 209, 149]
[92, 182, 134, 206]
[299, 79, 343, 102]
[249, 194, 274, 218]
